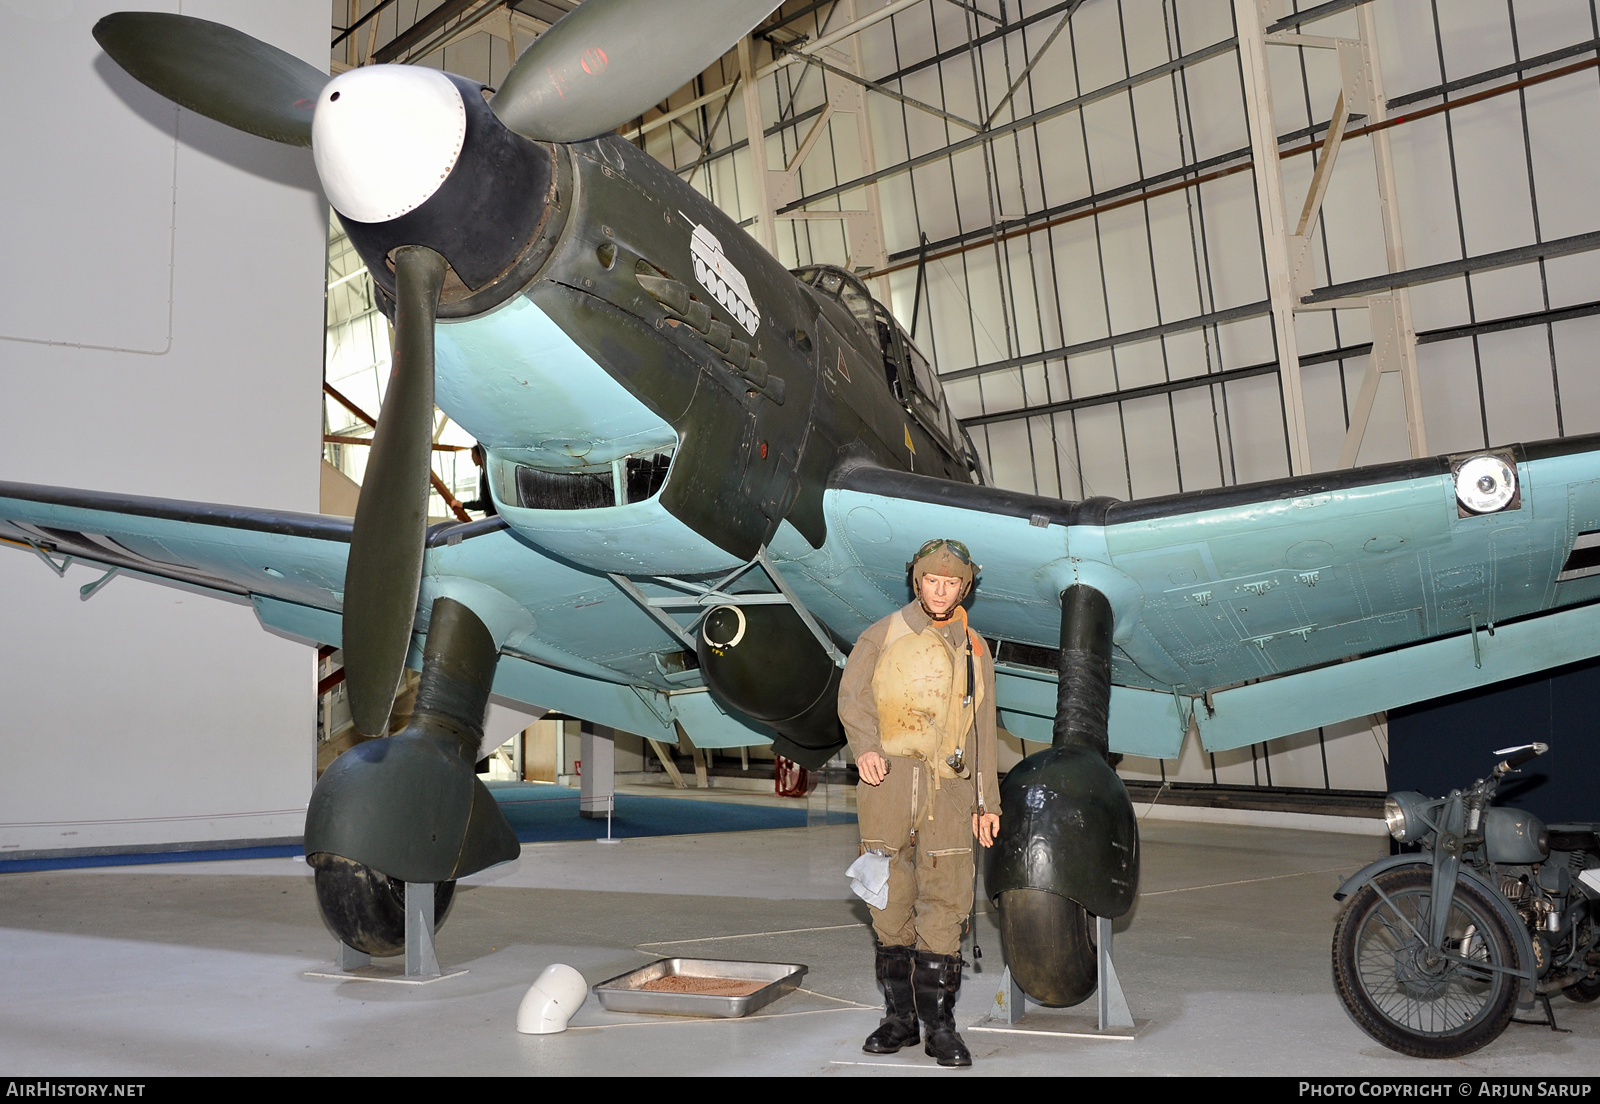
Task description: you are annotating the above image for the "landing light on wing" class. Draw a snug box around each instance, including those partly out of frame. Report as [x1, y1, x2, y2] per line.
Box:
[1454, 454, 1517, 514]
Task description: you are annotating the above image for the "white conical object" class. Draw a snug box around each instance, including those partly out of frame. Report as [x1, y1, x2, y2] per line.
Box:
[312, 65, 466, 224]
[516, 963, 589, 1034]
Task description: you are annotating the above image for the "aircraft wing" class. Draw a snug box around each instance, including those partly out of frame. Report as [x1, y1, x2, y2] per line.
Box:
[797, 437, 1600, 758]
[0, 479, 773, 750]
[0, 480, 354, 612]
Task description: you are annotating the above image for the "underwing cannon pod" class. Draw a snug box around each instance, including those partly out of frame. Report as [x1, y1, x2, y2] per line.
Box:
[984, 584, 1140, 1006]
[696, 604, 848, 769]
[305, 598, 519, 956]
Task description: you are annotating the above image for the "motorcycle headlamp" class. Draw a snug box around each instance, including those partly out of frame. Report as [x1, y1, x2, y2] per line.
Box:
[1384, 790, 1433, 843]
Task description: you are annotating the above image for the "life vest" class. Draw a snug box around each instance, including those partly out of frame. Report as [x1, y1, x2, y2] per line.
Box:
[870, 608, 986, 779]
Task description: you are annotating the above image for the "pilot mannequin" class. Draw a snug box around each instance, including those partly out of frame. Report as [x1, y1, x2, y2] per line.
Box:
[838, 538, 1001, 1067]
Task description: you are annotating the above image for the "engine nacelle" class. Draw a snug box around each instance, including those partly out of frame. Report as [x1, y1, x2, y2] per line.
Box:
[696, 604, 847, 769]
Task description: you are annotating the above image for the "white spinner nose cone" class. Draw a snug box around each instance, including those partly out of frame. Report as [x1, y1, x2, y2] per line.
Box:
[312, 66, 466, 224]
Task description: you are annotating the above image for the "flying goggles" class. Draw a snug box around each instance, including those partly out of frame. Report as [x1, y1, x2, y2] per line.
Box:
[911, 538, 972, 566]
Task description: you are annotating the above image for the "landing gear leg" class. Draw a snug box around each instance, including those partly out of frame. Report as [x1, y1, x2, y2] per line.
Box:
[986, 584, 1140, 1007]
[307, 597, 517, 956]
[1054, 583, 1114, 755]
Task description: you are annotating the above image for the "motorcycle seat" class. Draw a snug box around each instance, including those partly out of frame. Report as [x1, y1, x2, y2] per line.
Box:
[1547, 823, 1600, 858]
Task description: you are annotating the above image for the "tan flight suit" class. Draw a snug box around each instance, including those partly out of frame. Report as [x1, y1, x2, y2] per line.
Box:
[839, 601, 1001, 956]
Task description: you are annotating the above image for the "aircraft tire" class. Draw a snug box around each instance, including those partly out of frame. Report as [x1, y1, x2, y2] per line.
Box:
[996, 887, 1097, 1007]
[309, 852, 457, 957]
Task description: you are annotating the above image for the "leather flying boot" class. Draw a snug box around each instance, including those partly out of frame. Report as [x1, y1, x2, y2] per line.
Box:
[862, 944, 920, 1053]
[913, 949, 973, 1066]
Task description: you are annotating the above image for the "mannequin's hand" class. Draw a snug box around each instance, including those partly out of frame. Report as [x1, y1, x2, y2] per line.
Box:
[973, 812, 1000, 847]
[858, 751, 888, 786]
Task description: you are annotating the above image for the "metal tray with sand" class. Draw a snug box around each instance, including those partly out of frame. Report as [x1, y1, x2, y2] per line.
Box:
[594, 958, 807, 1018]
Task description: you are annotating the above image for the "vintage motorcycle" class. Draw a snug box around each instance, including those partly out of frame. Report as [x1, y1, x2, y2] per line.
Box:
[1331, 742, 1600, 1058]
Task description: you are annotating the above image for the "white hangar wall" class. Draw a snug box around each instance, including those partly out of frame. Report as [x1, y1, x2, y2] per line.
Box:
[0, 1, 328, 855]
[637, 0, 1600, 793]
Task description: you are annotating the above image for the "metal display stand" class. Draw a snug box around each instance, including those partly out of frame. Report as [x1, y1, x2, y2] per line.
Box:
[974, 916, 1138, 1039]
[1094, 916, 1134, 1031]
[306, 881, 467, 985]
[404, 881, 440, 978]
[595, 797, 620, 844]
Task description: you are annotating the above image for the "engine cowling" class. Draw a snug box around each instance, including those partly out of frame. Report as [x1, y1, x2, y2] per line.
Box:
[696, 604, 847, 769]
[316, 67, 565, 321]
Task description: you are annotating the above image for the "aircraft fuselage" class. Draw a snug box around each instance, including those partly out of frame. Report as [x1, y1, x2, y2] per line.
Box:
[344, 109, 978, 574]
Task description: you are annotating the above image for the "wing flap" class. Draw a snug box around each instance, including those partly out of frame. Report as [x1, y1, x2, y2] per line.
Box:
[1194, 600, 1600, 752]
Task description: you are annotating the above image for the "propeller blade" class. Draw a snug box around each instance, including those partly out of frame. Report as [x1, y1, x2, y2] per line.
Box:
[93, 12, 328, 147]
[343, 246, 449, 736]
[493, 0, 778, 142]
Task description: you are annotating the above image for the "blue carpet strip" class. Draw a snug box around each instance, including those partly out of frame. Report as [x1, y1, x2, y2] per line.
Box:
[0, 844, 304, 874]
[0, 784, 852, 872]
[487, 782, 854, 842]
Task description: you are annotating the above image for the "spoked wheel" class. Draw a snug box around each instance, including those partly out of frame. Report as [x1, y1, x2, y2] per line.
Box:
[309, 853, 457, 957]
[1332, 867, 1519, 1058]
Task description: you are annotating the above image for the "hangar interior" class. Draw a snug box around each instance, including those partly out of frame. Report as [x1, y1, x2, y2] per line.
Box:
[322, 0, 1600, 800]
[4, 0, 1600, 1077]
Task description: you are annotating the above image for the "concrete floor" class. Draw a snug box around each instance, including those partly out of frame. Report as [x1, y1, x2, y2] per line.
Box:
[3, 797, 1597, 1077]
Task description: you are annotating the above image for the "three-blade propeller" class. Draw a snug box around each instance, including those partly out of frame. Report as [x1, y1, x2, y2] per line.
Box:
[94, 1, 778, 734]
[341, 246, 448, 736]
[94, 13, 328, 146]
[492, 0, 777, 142]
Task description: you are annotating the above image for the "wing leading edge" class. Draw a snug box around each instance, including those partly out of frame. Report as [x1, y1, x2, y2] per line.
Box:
[0, 480, 353, 609]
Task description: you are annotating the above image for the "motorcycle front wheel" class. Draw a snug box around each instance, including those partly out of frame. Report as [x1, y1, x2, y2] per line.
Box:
[1331, 867, 1519, 1058]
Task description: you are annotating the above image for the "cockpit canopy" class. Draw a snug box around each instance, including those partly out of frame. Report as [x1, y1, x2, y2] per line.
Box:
[790, 264, 975, 472]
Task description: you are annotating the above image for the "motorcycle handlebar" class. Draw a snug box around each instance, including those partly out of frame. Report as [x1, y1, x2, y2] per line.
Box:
[1494, 742, 1549, 773]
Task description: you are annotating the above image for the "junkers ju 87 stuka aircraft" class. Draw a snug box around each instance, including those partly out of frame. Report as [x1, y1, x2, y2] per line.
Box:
[10, 0, 1600, 1009]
